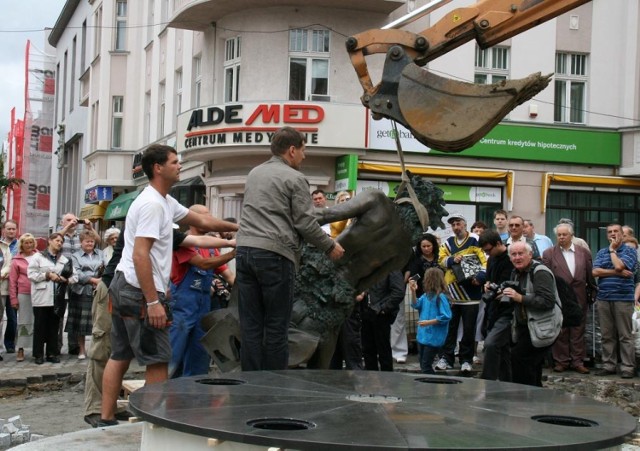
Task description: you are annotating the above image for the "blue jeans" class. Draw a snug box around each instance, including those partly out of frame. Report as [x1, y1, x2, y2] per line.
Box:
[236, 247, 294, 371]
[440, 303, 479, 366]
[168, 264, 214, 378]
[418, 344, 439, 374]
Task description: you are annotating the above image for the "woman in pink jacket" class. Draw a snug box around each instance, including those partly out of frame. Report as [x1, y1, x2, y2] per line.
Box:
[9, 234, 38, 362]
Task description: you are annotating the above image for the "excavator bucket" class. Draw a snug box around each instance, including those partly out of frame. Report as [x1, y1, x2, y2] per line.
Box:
[397, 64, 552, 152]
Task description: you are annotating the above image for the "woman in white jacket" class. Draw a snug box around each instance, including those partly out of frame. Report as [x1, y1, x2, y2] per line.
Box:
[28, 233, 77, 364]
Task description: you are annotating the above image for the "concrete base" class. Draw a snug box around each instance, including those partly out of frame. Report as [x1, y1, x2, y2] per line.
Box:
[11, 422, 142, 451]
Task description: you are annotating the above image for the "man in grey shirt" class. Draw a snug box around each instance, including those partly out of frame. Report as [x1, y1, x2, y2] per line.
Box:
[236, 127, 344, 371]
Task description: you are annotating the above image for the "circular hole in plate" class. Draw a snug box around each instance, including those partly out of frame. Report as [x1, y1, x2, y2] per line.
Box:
[532, 415, 598, 427]
[195, 378, 246, 385]
[247, 418, 316, 431]
[346, 394, 402, 404]
[415, 377, 463, 384]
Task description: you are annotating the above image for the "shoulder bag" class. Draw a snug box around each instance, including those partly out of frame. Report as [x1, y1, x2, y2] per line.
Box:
[526, 264, 563, 348]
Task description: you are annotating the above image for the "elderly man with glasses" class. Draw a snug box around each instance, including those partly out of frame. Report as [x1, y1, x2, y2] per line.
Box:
[506, 215, 540, 260]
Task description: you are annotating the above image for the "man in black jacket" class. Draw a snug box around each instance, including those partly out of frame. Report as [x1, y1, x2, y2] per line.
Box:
[478, 230, 514, 381]
[361, 270, 405, 371]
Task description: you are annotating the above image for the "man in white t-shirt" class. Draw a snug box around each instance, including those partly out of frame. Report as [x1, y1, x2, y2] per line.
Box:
[99, 145, 238, 427]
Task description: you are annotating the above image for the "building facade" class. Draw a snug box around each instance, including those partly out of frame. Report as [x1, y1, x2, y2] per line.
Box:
[48, 0, 640, 251]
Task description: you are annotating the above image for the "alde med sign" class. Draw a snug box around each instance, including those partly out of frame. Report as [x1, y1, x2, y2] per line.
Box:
[177, 102, 367, 153]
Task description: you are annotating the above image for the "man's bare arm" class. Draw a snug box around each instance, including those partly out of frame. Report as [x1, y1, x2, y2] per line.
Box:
[181, 235, 235, 249]
[178, 210, 239, 233]
[188, 250, 236, 270]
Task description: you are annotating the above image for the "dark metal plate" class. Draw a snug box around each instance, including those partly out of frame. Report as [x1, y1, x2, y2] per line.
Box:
[129, 370, 636, 450]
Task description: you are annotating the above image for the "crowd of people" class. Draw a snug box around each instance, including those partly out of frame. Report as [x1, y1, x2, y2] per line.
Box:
[1, 127, 638, 430]
[1, 218, 107, 365]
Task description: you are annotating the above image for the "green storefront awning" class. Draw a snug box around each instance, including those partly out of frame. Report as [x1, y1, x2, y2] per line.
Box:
[104, 190, 141, 220]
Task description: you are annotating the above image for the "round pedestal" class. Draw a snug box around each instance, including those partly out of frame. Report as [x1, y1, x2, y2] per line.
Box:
[129, 370, 636, 450]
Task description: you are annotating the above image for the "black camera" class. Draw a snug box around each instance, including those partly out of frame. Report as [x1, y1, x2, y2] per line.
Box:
[211, 275, 231, 308]
[481, 280, 522, 303]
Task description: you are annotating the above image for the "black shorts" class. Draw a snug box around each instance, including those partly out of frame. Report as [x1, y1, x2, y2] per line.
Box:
[109, 271, 170, 366]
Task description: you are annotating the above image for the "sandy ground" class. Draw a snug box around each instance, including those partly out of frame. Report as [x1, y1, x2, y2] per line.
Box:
[0, 381, 89, 444]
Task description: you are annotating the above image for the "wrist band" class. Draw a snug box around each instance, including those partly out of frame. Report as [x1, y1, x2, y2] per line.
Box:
[146, 300, 160, 306]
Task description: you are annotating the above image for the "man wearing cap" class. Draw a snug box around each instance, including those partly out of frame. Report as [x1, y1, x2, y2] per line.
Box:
[436, 213, 487, 374]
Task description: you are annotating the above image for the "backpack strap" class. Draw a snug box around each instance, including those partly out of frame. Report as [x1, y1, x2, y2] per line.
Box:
[531, 263, 562, 309]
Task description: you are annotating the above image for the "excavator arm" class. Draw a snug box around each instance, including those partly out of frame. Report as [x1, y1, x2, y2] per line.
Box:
[346, 0, 592, 152]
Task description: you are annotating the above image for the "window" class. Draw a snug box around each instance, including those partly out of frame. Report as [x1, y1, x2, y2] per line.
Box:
[147, 0, 155, 43]
[159, 82, 166, 137]
[175, 69, 182, 129]
[289, 29, 330, 101]
[554, 53, 587, 124]
[474, 45, 509, 84]
[112, 96, 124, 149]
[54, 63, 60, 126]
[81, 20, 87, 70]
[62, 51, 67, 120]
[161, 0, 169, 23]
[70, 37, 76, 111]
[115, 0, 127, 51]
[224, 37, 241, 102]
[144, 91, 151, 144]
[91, 100, 99, 153]
[193, 56, 202, 107]
[93, 6, 102, 59]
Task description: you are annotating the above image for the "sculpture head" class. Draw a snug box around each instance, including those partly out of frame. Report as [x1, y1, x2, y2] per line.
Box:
[394, 171, 448, 243]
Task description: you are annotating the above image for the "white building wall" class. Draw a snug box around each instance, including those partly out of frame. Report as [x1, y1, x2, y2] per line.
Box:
[590, 0, 634, 129]
[46, 0, 640, 230]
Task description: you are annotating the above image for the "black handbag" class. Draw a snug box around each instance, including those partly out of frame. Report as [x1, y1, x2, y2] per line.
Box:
[53, 258, 73, 318]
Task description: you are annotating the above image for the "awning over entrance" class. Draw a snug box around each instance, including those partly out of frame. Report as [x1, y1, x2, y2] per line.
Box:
[78, 202, 107, 221]
[358, 162, 515, 211]
[104, 190, 141, 220]
[542, 173, 640, 213]
[171, 176, 204, 188]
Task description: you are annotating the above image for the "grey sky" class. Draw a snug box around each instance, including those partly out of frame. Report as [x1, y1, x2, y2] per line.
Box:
[0, 1, 65, 142]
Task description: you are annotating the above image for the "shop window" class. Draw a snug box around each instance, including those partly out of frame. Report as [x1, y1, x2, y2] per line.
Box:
[170, 177, 205, 208]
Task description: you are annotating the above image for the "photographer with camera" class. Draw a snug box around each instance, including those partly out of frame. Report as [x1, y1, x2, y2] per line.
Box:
[506, 241, 557, 387]
[478, 230, 514, 381]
